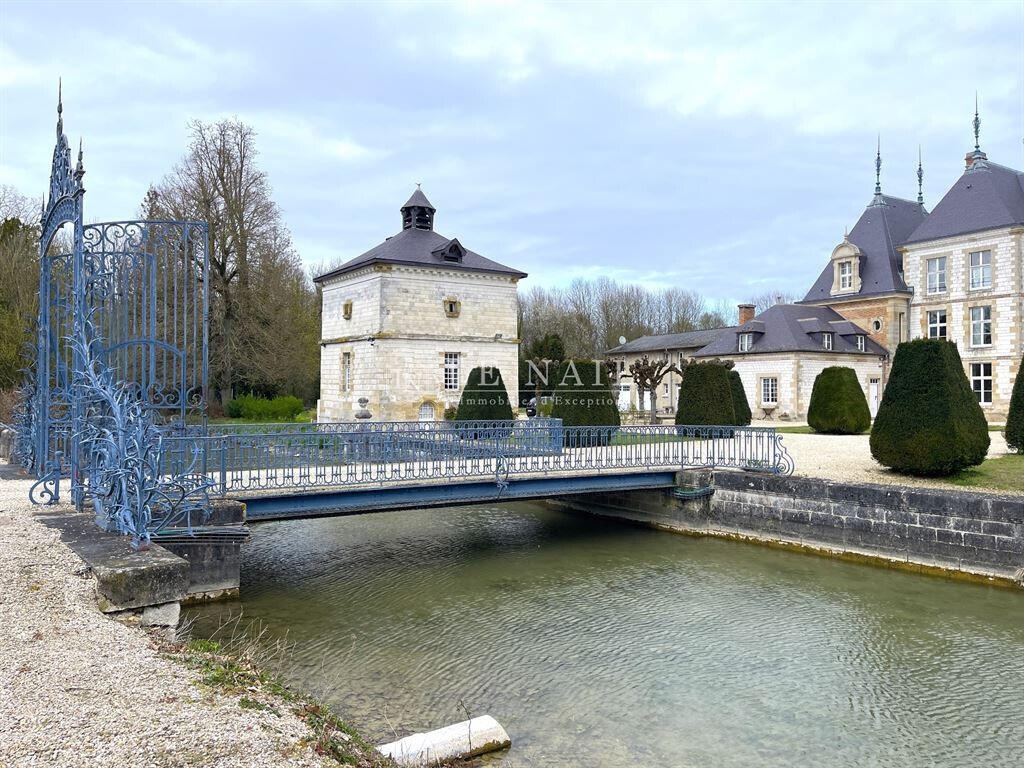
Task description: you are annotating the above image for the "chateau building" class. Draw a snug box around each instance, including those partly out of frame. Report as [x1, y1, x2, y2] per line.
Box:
[315, 188, 525, 422]
[608, 110, 1023, 422]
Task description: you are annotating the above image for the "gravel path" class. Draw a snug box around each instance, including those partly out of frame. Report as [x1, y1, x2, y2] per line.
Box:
[781, 431, 1021, 495]
[0, 473, 337, 768]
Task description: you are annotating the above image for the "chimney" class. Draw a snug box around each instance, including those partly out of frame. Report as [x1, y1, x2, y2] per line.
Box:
[738, 304, 756, 325]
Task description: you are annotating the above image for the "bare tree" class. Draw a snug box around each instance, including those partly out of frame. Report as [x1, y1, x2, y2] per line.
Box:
[628, 354, 680, 424]
[148, 120, 318, 407]
[747, 290, 798, 315]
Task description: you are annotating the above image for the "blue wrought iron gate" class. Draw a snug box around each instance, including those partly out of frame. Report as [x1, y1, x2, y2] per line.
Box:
[19, 90, 211, 545]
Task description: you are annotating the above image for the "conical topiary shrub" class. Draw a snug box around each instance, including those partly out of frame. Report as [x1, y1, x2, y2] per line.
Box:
[455, 366, 514, 421]
[1005, 356, 1024, 453]
[728, 370, 752, 427]
[870, 339, 989, 476]
[675, 362, 736, 426]
[807, 366, 871, 434]
[550, 358, 620, 445]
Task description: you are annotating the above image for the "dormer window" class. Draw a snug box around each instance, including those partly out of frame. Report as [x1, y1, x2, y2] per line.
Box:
[839, 261, 853, 290]
[433, 239, 465, 263]
[856, 335, 865, 351]
[829, 240, 862, 296]
[738, 333, 753, 352]
[822, 332, 833, 351]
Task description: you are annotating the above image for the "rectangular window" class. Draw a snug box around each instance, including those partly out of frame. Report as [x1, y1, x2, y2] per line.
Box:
[970, 306, 992, 346]
[927, 310, 947, 340]
[839, 261, 853, 290]
[443, 352, 460, 390]
[856, 335, 865, 351]
[969, 250, 992, 290]
[971, 362, 993, 404]
[927, 257, 946, 294]
[822, 332, 833, 351]
[341, 352, 352, 392]
[761, 377, 778, 405]
[738, 333, 752, 352]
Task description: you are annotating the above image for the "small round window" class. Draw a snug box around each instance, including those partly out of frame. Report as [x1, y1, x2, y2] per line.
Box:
[872, 319, 882, 332]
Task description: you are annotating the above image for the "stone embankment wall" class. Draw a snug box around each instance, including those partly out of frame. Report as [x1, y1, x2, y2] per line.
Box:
[557, 470, 1024, 587]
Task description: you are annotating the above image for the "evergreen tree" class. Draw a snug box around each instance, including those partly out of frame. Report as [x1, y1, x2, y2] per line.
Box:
[675, 362, 736, 426]
[455, 366, 514, 421]
[807, 367, 871, 434]
[550, 358, 620, 444]
[728, 370, 752, 427]
[870, 339, 989, 476]
[1004, 355, 1023, 453]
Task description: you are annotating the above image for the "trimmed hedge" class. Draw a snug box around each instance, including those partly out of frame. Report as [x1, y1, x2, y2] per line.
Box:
[550, 359, 620, 441]
[675, 362, 736, 426]
[870, 339, 989, 476]
[1005, 355, 1024, 453]
[455, 366, 514, 421]
[728, 370, 752, 427]
[226, 393, 304, 421]
[807, 366, 871, 434]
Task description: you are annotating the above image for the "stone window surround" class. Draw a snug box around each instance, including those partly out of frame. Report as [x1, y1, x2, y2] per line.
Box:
[966, 301, 994, 348]
[443, 351, 460, 390]
[967, 249, 993, 292]
[758, 375, 779, 407]
[340, 349, 352, 392]
[970, 361, 994, 406]
[925, 255, 948, 295]
[443, 296, 462, 318]
[829, 241, 862, 296]
[925, 306, 949, 340]
[342, 300, 353, 320]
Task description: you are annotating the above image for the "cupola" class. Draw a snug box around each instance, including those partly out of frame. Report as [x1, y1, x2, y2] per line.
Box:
[401, 185, 435, 231]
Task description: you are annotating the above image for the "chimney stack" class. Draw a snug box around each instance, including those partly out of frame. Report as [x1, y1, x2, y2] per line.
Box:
[738, 304, 756, 325]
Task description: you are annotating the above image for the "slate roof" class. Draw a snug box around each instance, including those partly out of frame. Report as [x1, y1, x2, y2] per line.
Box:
[605, 327, 734, 355]
[402, 188, 435, 210]
[904, 157, 1024, 243]
[693, 304, 887, 358]
[802, 194, 925, 303]
[314, 192, 527, 282]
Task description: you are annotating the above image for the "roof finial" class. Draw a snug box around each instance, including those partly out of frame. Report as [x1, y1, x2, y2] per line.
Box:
[973, 92, 981, 151]
[917, 145, 924, 206]
[416, 182, 421, 189]
[874, 135, 882, 196]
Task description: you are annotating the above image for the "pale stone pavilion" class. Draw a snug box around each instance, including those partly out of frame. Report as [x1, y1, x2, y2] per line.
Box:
[315, 188, 526, 422]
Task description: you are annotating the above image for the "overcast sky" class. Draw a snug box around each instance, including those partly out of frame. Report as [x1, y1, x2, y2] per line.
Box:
[2, 1, 1023, 304]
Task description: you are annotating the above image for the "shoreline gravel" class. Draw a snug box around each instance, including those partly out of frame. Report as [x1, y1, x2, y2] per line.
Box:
[0, 472, 365, 768]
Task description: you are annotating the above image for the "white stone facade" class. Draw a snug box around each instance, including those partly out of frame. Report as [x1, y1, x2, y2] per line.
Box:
[318, 264, 520, 422]
[725, 353, 888, 421]
[902, 227, 1023, 419]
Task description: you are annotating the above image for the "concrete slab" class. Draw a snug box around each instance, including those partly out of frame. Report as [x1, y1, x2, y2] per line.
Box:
[35, 511, 189, 612]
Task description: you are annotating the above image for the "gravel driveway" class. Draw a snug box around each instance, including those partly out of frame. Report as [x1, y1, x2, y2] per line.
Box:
[780, 431, 1020, 495]
[0, 473, 336, 768]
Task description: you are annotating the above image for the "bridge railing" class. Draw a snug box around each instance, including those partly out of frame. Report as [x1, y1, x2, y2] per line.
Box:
[158, 421, 793, 496]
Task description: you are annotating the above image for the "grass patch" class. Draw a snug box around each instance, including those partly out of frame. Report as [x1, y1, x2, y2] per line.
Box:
[774, 426, 815, 434]
[168, 626, 397, 767]
[947, 454, 1024, 493]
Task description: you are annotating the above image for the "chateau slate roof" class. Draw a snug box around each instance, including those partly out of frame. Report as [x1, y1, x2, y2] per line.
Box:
[402, 188, 435, 210]
[605, 327, 735, 355]
[314, 191, 527, 282]
[693, 304, 887, 358]
[801, 194, 925, 303]
[904, 158, 1024, 243]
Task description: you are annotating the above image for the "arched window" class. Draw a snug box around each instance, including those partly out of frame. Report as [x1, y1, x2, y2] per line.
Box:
[418, 402, 436, 422]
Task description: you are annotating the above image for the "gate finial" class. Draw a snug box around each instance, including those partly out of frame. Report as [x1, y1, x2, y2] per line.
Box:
[56, 79, 63, 136]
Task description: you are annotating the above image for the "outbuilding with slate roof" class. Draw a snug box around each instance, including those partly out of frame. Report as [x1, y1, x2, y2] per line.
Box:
[315, 188, 525, 422]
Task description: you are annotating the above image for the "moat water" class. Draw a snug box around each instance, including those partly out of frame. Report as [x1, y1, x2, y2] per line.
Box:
[188, 501, 1024, 767]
